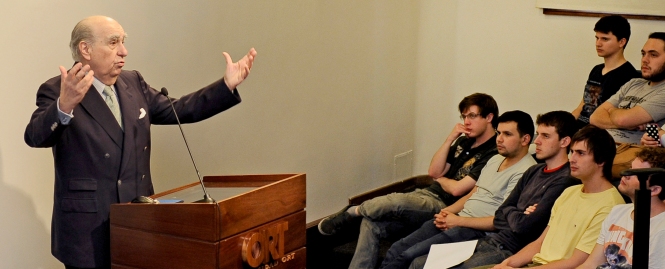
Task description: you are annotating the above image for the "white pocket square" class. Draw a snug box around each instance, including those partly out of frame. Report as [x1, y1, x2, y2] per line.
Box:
[139, 108, 146, 119]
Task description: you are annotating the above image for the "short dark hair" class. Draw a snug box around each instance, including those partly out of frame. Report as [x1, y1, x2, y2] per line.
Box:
[535, 111, 578, 149]
[594, 15, 631, 49]
[497, 110, 534, 144]
[571, 125, 616, 180]
[635, 147, 665, 200]
[649, 32, 665, 51]
[458, 93, 499, 128]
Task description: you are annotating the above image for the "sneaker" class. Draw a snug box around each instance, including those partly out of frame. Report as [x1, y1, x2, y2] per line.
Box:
[318, 205, 356, 236]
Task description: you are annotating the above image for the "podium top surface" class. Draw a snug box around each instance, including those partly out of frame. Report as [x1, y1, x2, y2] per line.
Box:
[155, 185, 256, 203]
[111, 173, 306, 241]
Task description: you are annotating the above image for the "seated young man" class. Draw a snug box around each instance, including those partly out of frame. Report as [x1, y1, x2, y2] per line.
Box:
[317, 93, 499, 269]
[590, 32, 665, 144]
[478, 125, 626, 269]
[408, 111, 580, 269]
[572, 15, 638, 130]
[576, 147, 665, 268]
[378, 110, 538, 269]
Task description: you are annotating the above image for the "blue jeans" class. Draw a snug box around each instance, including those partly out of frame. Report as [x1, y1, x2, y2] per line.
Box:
[348, 189, 446, 269]
[380, 220, 486, 269]
[408, 237, 513, 269]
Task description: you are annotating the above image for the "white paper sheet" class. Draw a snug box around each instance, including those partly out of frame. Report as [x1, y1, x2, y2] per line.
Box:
[423, 240, 478, 269]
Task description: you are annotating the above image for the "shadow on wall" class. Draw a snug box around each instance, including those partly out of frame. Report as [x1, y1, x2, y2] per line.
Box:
[0, 149, 61, 268]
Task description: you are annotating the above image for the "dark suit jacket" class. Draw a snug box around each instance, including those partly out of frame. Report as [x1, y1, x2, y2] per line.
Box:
[24, 70, 241, 267]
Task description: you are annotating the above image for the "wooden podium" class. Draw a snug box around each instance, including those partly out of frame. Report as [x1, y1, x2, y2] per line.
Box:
[110, 174, 306, 269]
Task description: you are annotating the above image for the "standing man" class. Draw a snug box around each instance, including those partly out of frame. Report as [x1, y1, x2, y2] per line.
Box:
[408, 111, 580, 269]
[576, 147, 665, 268]
[590, 32, 665, 144]
[482, 126, 625, 269]
[378, 110, 538, 269]
[318, 93, 499, 269]
[24, 16, 257, 269]
[572, 15, 639, 130]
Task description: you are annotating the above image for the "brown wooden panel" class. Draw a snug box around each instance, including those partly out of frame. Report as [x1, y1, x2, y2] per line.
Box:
[543, 8, 665, 21]
[263, 247, 306, 269]
[111, 174, 306, 268]
[111, 174, 306, 242]
[203, 174, 299, 187]
[348, 175, 431, 205]
[215, 247, 306, 269]
[111, 226, 219, 269]
[204, 174, 298, 182]
[218, 174, 306, 238]
[111, 203, 219, 242]
[218, 210, 306, 268]
[206, 180, 275, 187]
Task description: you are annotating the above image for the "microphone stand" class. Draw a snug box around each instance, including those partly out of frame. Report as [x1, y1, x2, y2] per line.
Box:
[161, 88, 215, 203]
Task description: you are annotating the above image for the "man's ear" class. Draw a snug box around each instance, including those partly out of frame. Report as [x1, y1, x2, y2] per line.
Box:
[79, 41, 92, 61]
[651, 185, 662, 198]
[619, 38, 627, 49]
[559, 136, 571, 148]
[485, 113, 494, 124]
[521, 134, 531, 146]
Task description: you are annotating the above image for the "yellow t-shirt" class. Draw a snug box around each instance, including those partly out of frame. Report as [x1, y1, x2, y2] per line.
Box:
[531, 185, 625, 265]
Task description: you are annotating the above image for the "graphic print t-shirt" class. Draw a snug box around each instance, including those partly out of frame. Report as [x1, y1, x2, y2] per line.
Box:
[596, 204, 665, 268]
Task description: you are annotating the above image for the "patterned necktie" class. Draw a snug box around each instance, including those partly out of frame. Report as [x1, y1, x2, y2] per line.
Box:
[102, 85, 123, 130]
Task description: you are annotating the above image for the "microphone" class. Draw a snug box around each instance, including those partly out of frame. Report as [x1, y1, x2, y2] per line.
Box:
[161, 87, 215, 203]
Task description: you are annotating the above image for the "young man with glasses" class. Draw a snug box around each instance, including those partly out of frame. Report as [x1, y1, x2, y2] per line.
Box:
[318, 93, 499, 269]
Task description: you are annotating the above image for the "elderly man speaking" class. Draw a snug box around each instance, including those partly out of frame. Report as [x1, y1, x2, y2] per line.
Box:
[25, 15, 256, 269]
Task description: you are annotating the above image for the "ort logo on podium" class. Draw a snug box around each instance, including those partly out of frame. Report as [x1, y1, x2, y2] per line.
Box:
[241, 221, 294, 268]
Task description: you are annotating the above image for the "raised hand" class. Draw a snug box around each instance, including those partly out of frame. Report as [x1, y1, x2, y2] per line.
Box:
[59, 63, 94, 113]
[223, 48, 257, 90]
[447, 123, 471, 142]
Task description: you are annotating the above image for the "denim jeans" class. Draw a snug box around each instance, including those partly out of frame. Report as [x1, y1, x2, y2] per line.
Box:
[408, 237, 513, 269]
[380, 220, 486, 269]
[348, 189, 446, 269]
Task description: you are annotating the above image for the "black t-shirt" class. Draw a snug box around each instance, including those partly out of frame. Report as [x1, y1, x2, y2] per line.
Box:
[577, 61, 640, 128]
[425, 135, 497, 205]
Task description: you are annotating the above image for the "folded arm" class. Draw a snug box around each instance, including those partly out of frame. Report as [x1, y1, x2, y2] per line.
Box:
[435, 175, 476, 197]
[590, 102, 653, 129]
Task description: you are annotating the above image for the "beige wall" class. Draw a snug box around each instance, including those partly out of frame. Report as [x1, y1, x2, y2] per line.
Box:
[1, 0, 664, 268]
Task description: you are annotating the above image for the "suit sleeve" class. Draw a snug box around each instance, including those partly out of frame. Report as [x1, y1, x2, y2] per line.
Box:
[130, 70, 242, 125]
[24, 78, 70, 148]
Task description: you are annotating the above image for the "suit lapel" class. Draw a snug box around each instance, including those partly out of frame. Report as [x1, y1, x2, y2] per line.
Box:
[115, 76, 136, 130]
[79, 86, 124, 148]
[115, 75, 138, 176]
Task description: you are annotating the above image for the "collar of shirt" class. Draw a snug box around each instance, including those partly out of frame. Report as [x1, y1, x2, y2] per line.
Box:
[92, 77, 117, 99]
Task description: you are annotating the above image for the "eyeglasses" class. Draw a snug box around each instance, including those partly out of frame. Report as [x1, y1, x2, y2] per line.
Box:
[460, 112, 481, 121]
